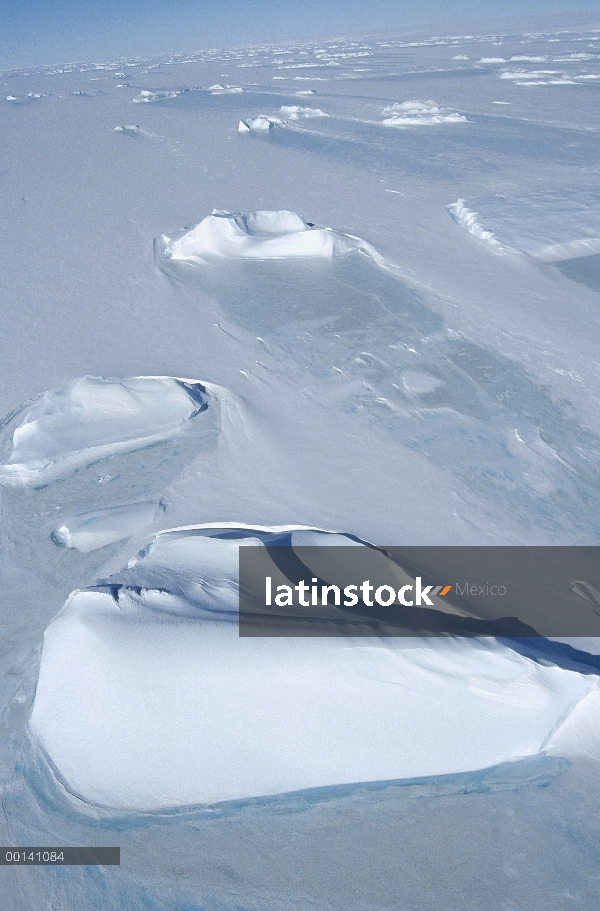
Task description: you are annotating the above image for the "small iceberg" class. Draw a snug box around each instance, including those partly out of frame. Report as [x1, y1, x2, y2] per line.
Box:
[51, 500, 166, 553]
[278, 105, 328, 119]
[132, 89, 179, 103]
[158, 209, 360, 264]
[114, 124, 143, 136]
[238, 116, 278, 132]
[238, 106, 326, 133]
[0, 376, 210, 487]
[209, 83, 243, 94]
[382, 100, 467, 127]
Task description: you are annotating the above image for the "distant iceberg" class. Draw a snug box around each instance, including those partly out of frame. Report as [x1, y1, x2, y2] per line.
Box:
[158, 209, 361, 264]
[114, 124, 143, 135]
[238, 106, 327, 133]
[209, 83, 243, 94]
[382, 101, 467, 127]
[278, 105, 328, 119]
[238, 116, 278, 132]
[132, 89, 179, 103]
[448, 189, 600, 260]
[0, 376, 210, 487]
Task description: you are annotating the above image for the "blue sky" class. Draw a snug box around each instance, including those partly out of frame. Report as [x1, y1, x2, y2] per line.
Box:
[1, 0, 598, 68]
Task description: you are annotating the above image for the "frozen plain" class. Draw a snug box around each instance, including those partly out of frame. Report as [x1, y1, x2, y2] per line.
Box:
[2, 20, 600, 911]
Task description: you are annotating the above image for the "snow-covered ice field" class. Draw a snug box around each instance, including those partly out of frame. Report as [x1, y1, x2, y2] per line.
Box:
[2, 20, 600, 910]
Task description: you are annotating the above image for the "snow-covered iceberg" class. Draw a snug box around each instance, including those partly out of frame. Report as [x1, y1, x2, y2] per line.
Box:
[159, 209, 360, 264]
[239, 106, 329, 132]
[51, 500, 165, 553]
[238, 116, 278, 132]
[278, 105, 328, 119]
[132, 89, 179, 103]
[29, 525, 596, 811]
[382, 101, 468, 127]
[209, 83, 243, 94]
[448, 189, 600, 261]
[0, 376, 210, 487]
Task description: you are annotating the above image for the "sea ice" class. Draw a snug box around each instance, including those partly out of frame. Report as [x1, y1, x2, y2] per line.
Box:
[0, 376, 210, 487]
[29, 526, 596, 810]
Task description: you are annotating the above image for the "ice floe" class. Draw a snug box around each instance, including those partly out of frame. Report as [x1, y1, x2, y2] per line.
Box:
[0, 376, 211, 487]
[51, 500, 166, 553]
[382, 101, 468, 127]
[158, 209, 363, 264]
[29, 525, 597, 810]
[448, 189, 600, 261]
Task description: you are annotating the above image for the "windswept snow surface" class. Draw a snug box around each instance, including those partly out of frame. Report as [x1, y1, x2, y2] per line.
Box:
[448, 189, 600, 260]
[3, 20, 600, 911]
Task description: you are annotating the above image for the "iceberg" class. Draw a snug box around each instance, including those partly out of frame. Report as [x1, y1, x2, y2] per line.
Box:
[29, 526, 596, 811]
[238, 115, 278, 131]
[278, 105, 328, 119]
[382, 100, 468, 126]
[159, 209, 359, 264]
[51, 500, 165, 553]
[209, 83, 243, 94]
[0, 376, 210, 487]
[132, 89, 179, 103]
